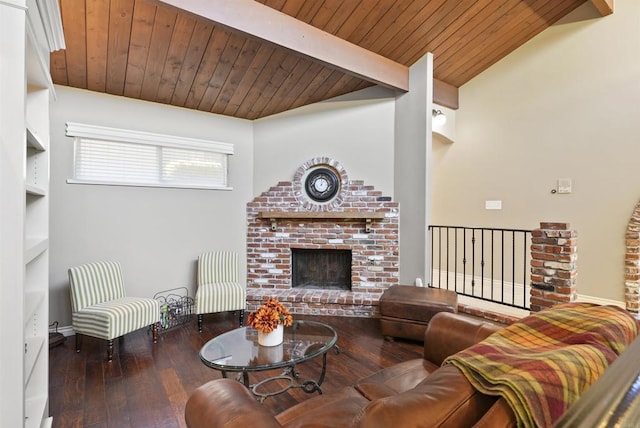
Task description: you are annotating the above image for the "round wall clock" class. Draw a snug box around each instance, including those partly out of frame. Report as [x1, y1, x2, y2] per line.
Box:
[304, 167, 340, 202]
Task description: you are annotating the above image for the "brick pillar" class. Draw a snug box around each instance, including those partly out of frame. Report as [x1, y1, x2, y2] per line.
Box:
[625, 224, 640, 313]
[530, 222, 578, 312]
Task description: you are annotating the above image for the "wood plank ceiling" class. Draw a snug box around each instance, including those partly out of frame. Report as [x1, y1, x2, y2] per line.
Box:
[51, 0, 592, 120]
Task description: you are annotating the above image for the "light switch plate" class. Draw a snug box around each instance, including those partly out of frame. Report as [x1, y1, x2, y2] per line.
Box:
[558, 178, 572, 194]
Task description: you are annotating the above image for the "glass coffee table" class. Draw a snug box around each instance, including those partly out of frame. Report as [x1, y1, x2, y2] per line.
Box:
[200, 320, 339, 402]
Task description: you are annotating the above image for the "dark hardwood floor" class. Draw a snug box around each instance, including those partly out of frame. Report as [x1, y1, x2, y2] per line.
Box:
[49, 313, 424, 428]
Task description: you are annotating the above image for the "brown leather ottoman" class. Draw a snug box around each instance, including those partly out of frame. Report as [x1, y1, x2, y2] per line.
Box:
[380, 285, 458, 341]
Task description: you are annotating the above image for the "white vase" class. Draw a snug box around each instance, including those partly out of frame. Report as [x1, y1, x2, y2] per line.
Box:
[258, 323, 284, 346]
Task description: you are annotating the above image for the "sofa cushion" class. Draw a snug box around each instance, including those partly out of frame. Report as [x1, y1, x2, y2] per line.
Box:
[354, 365, 498, 428]
[276, 387, 370, 428]
[355, 359, 439, 400]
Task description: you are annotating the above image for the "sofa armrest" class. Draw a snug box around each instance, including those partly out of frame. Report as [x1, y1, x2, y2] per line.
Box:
[423, 312, 503, 365]
[185, 378, 281, 428]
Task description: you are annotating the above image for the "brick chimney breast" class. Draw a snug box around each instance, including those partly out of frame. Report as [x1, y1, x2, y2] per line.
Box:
[246, 158, 399, 317]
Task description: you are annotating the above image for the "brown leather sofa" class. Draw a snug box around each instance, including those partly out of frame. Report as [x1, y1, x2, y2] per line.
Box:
[185, 312, 517, 427]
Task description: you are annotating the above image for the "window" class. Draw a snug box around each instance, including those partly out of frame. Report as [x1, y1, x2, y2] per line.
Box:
[66, 122, 233, 190]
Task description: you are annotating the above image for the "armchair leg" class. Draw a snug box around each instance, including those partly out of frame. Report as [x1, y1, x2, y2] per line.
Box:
[151, 323, 158, 343]
[239, 310, 244, 327]
[75, 333, 81, 353]
[107, 339, 114, 362]
[198, 314, 203, 333]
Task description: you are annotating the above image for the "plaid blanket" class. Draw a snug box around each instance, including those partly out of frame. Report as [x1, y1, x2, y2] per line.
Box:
[444, 303, 639, 427]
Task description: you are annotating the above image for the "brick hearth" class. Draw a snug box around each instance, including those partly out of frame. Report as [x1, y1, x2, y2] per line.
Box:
[246, 158, 399, 317]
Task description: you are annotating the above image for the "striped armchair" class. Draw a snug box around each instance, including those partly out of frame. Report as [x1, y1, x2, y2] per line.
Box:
[68, 261, 160, 362]
[195, 251, 246, 332]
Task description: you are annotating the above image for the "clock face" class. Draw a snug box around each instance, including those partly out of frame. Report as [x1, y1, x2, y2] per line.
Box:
[314, 177, 329, 192]
[305, 167, 339, 202]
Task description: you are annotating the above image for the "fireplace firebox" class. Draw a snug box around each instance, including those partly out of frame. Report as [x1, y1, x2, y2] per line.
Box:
[292, 249, 352, 291]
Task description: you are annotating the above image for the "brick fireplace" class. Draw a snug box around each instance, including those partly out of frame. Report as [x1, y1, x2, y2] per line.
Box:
[246, 158, 399, 317]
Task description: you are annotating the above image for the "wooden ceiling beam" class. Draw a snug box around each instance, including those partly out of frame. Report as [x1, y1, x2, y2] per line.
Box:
[433, 79, 458, 110]
[159, 0, 409, 92]
[590, 0, 613, 16]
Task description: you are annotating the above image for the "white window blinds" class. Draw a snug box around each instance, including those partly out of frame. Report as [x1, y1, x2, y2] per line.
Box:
[66, 122, 233, 190]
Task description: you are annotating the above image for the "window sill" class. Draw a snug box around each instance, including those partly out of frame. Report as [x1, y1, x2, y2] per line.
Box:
[66, 179, 233, 191]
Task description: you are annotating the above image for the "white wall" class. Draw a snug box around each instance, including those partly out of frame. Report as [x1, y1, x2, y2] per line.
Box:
[432, 0, 640, 303]
[253, 85, 396, 197]
[49, 86, 253, 326]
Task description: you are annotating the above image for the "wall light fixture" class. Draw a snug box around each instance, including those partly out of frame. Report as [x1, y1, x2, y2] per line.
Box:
[432, 109, 447, 126]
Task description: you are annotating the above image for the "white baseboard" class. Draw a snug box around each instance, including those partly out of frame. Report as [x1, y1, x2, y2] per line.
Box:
[431, 270, 529, 305]
[459, 295, 627, 321]
[52, 325, 75, 337]
[458, 295, 530, 319]
[576, 295, 625, 309]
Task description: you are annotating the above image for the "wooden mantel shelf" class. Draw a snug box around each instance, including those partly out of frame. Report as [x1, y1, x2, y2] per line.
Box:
[258, 211, 386, 232]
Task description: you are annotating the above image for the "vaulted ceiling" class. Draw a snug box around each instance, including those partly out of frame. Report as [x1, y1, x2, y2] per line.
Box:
[50, 0, 610, 120]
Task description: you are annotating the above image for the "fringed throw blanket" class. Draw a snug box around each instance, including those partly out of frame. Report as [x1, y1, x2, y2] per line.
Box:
[444, 303, 638, 427]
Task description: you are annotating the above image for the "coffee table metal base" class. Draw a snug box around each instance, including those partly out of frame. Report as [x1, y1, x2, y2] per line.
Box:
[223, 346, 340, 403]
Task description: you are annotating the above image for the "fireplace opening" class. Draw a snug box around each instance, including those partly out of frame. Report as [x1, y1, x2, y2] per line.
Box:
[291, 248, 352, 291]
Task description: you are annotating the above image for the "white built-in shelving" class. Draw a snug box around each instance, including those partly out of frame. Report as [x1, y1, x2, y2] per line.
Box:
[0, 0, 63, 426]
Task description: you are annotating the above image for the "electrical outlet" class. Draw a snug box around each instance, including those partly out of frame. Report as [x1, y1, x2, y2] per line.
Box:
[485, 200, 502, 210]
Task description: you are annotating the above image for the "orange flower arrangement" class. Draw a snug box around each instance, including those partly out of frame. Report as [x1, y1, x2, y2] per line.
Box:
[247, 298, 293, 333]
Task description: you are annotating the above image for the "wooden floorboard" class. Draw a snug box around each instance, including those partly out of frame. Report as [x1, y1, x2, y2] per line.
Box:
[49, 313, 424, 427]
